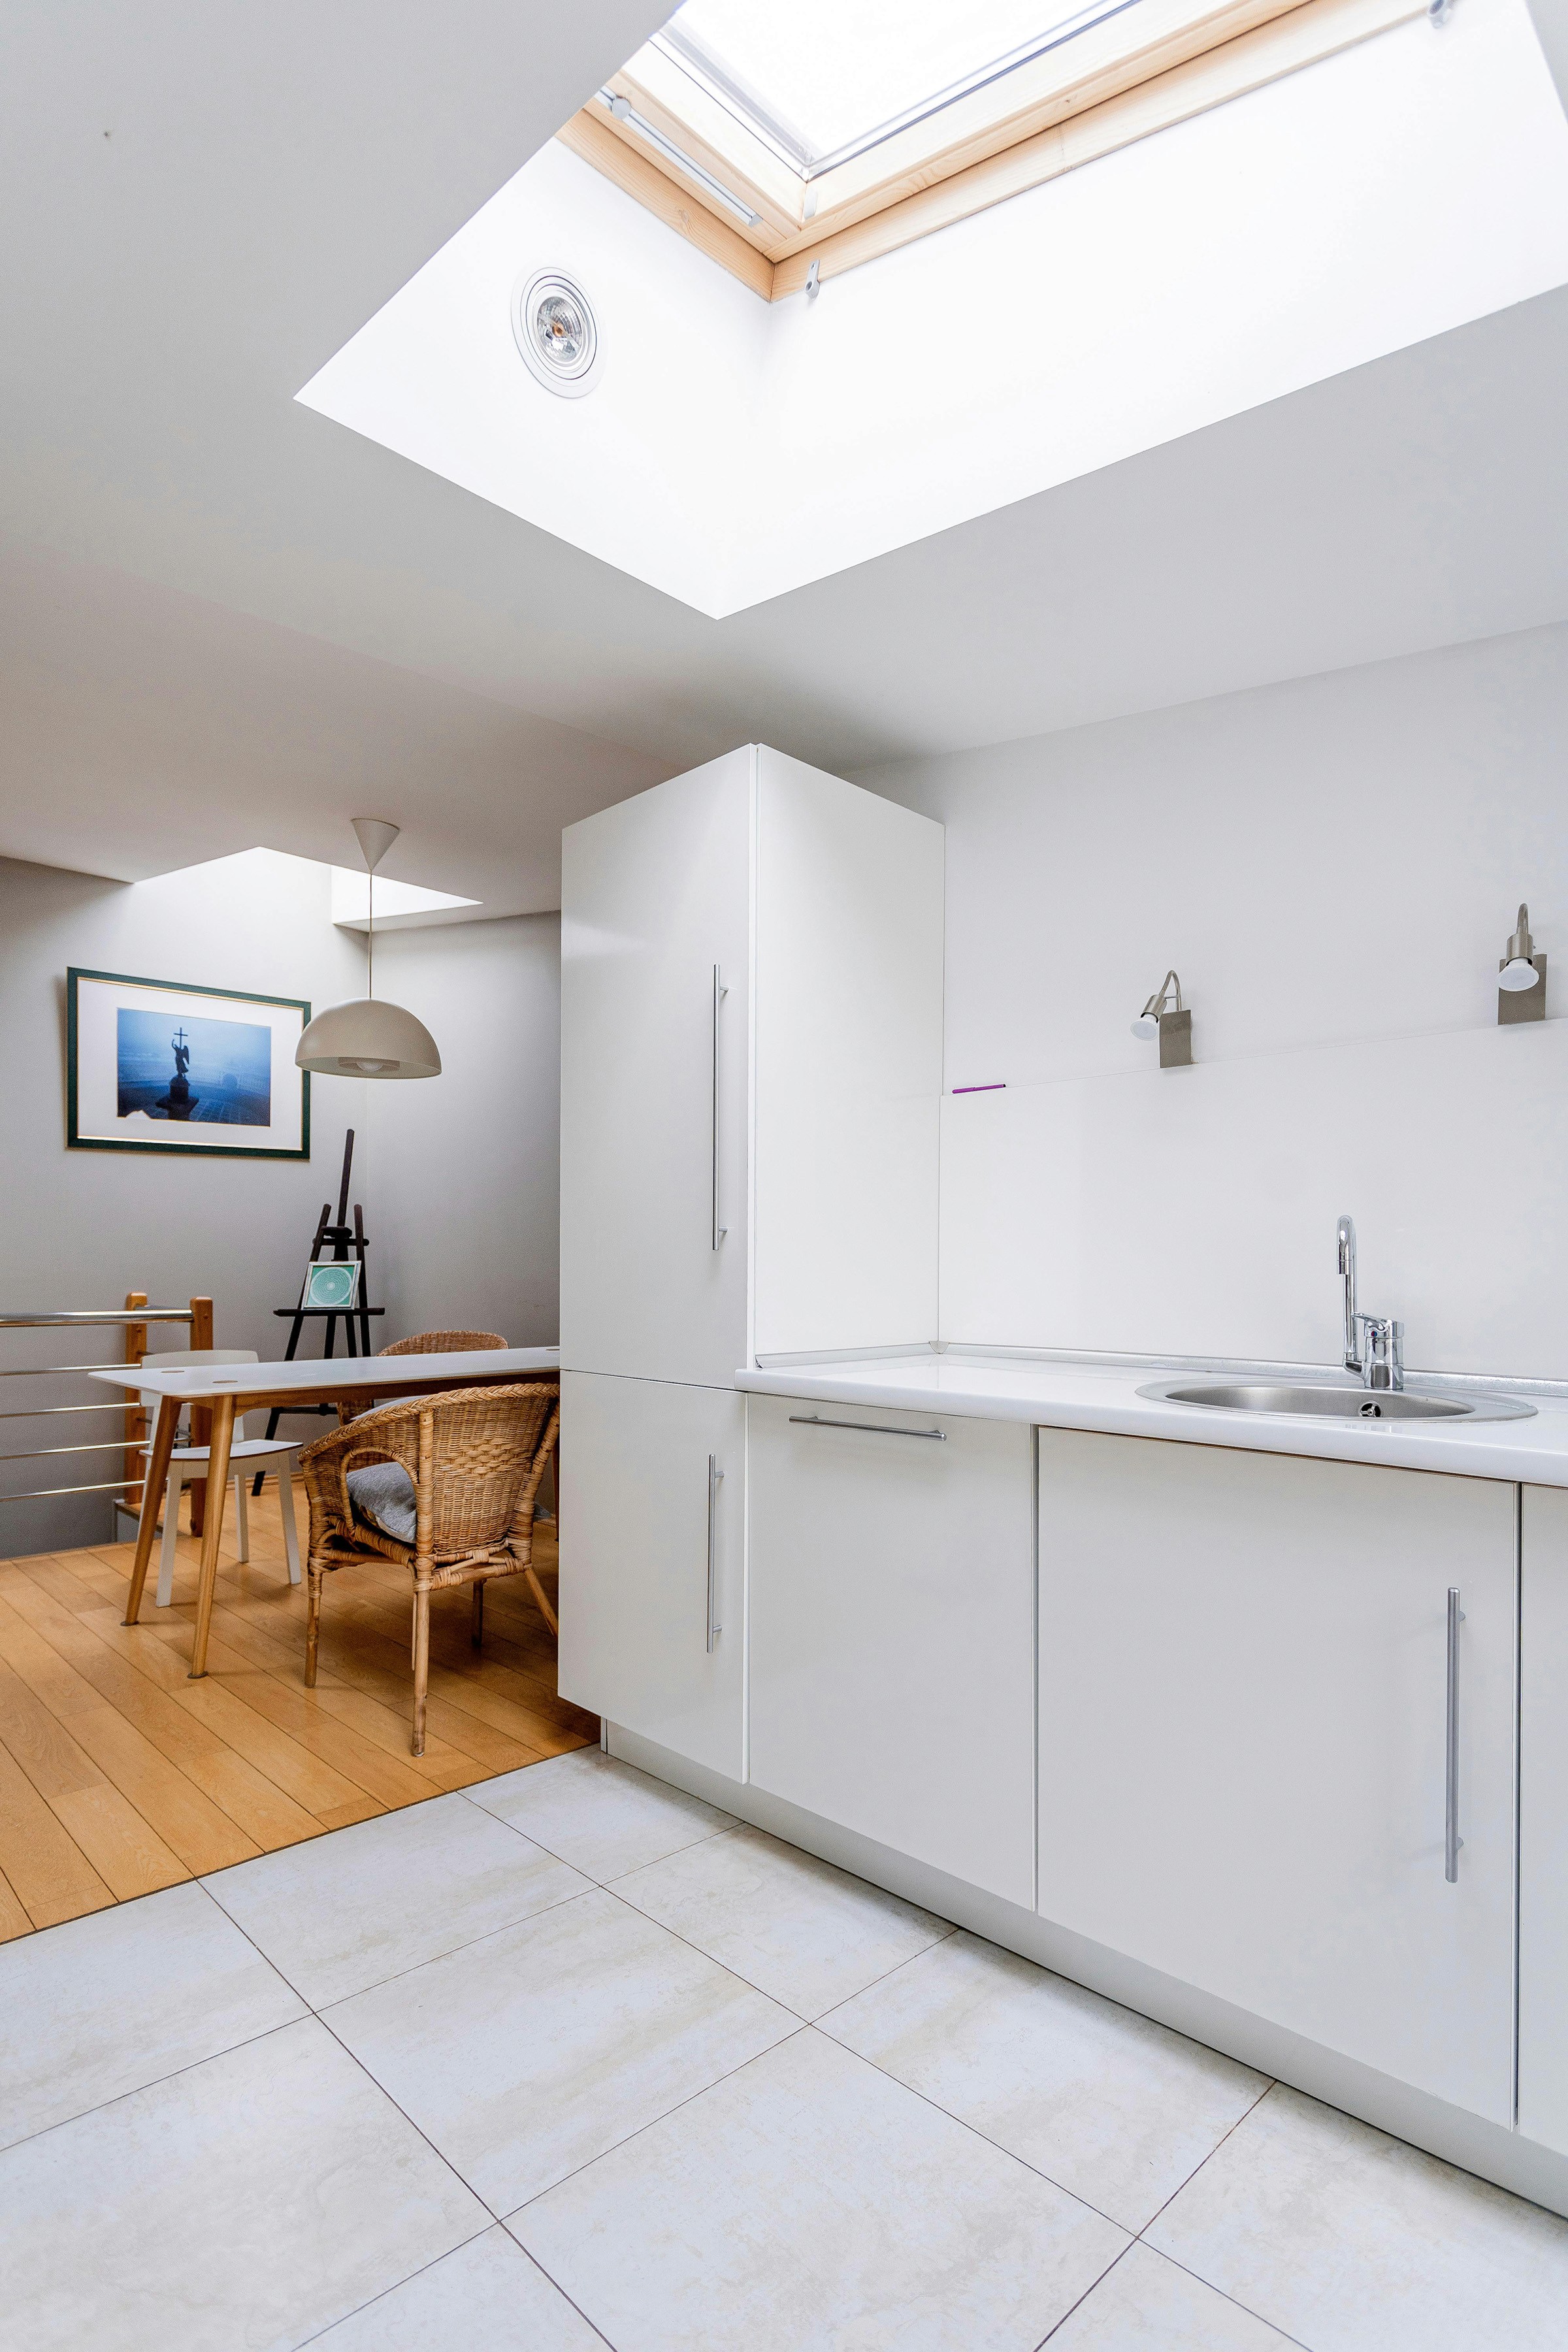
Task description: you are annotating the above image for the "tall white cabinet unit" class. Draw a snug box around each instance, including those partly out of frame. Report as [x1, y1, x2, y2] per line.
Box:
[559, 745, 945, 1772]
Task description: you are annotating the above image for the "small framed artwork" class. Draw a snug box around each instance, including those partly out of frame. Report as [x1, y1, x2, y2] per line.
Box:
[302, 1260, 361, 1310]
[67, 969, 311, 1159]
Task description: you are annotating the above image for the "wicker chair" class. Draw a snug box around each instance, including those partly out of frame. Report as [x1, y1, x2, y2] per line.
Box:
[299, 1381, 559, 1755]
[380, 1329, 506, 1356]
[338, 1331, 509, 1425]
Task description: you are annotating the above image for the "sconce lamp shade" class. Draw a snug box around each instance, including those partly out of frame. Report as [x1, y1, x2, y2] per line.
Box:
[1499, 958, 1542, 993]
[295, 996, 442, 1079]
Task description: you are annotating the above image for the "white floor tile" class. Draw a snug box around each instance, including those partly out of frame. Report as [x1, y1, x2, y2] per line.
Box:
[821, 1929, 1268, 2230]
[0, 1881, 304, 2151]
[0, 2016, 485, 2352]
[513, 2027, 1128, 2352]
[1045, 2243, 1296, 2349]
[326, 1884, 799, 2213]
[466, 1749, 735, 1883]
[311, 2225, 606, 2350]
[1147, 2082, 1568, 2351]
[203, 1790, 589, 2007]
[612, 1824, 952, 2019]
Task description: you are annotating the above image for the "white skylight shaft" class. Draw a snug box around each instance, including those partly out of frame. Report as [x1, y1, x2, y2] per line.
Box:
[657, 0, 1146, 176]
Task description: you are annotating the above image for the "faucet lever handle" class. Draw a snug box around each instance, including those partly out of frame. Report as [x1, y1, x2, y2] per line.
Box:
[1356, 1314, 1405, 1392]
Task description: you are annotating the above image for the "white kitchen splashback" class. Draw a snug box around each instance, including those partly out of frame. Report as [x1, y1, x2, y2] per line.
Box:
[940, 1019, 1567, 1377]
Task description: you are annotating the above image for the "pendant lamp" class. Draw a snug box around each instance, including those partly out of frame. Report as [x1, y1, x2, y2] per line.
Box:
[296, 819, 442, 1079]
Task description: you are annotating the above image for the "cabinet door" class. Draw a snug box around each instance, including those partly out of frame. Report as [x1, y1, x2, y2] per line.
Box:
[1520, 1484, 1568, 2153]
[752, 749, 943, 1360]
[558, 1372, 745, 1780]
[561, 749, 751, 1388]
[1038, 1430, 1516, 2123]
[748, 1395, 1035, 1906]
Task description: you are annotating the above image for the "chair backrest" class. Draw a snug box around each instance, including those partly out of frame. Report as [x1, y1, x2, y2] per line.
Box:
[379, 1330, 506, 1358]
[140, 1348, 261, 1439]
[309, 1382, 557, 1553]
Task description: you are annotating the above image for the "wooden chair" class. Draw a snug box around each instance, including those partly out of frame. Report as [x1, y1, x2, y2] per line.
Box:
[129, 1348, 302, 1605]
[299, 1381, 559, 1755]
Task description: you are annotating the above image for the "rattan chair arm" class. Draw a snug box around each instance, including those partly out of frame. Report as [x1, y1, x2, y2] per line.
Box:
[505, 1401, 560, 1556]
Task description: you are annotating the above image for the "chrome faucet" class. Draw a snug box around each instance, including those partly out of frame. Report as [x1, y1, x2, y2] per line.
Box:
[1336, 1215, 1405, 1391]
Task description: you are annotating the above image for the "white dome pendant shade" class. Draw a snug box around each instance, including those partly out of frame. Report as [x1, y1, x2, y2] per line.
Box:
[296, 818, 442, 1079]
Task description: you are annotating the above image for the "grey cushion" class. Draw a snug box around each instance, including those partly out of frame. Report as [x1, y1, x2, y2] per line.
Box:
[346, 1460, 417, 1544]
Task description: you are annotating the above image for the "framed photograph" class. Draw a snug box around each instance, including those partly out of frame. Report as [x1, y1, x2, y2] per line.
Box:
[302, 1259, 361, 1310]
[67, 968, 311, 1159]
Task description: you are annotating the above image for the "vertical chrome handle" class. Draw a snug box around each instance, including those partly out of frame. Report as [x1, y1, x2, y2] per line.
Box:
[1445, 1586, 1465, 1882]
[706, 1454, 723, 1652]
[711, 965, 728, 1252]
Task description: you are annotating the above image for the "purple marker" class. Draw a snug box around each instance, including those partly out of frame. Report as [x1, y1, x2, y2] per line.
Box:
[951, 1083, 1005, 1094]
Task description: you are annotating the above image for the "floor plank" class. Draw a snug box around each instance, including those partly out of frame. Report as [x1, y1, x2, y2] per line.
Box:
[0, 1863, 33, 1942]
[0, 1494, 593, 1939]
[0, 1740, 116, 1928]
[48, 1781, 189, 1901]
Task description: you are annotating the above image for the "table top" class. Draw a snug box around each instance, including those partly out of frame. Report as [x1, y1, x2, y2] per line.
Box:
[91, 1345, 560, 1402]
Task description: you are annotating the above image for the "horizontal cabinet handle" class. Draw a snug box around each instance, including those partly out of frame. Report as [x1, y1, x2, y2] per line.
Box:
[788, 1414, 946, 1441]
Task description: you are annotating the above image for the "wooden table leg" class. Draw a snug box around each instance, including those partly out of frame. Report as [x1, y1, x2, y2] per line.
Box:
[124, 1395, 180, 1626]
[188, 1392, 235, 1679]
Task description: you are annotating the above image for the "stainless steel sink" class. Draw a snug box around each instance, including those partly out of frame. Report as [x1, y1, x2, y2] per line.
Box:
[1136, 1380, 1535, 1424]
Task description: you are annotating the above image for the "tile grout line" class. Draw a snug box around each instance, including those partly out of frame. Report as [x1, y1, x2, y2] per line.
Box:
[1140, 2242, 1318, 2352]
[1135, 2076, 1277, 2240]
[191, 1875, 525, 2285]
[804, 2019, 1146, 2240]
[594, 1821, 961, 2028]
[0, 2003, 315, 2165]
[456, 1773, 739, 1880]
[500, 2020, 817, 2227]
[287, 2218, 501, 2350]
[1033, 2239, 1139, 2347]
[1126, 2079, 1322, 2352]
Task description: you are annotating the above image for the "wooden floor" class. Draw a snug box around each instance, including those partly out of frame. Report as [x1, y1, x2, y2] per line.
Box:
[0, 1490, 596, 1942]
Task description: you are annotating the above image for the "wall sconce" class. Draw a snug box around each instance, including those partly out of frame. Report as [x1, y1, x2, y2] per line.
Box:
[1131, 970, 1193, 1068]
[1497, 904, 1546, 1024]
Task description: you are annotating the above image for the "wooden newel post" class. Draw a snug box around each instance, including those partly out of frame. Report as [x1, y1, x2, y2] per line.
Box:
[122, 1292, 148, 1513]
[186, 1296, 214, 1535]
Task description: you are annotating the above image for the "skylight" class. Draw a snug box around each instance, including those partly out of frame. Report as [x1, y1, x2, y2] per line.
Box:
[331, 868, 479, 929]
[574, 0, 1394, 297]
[659, 0, 1135, 179]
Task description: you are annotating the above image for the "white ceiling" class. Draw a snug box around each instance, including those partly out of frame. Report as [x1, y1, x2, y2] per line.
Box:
[3, 0, 1567, 915]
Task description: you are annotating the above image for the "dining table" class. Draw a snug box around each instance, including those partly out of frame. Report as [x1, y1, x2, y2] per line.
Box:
[91, 1345, 561, 1678]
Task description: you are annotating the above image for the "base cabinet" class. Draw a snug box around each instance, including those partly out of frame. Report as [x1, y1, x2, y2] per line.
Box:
[748, 1396, 1035, 1906]
[559, 1371, 745, 1780]
[1037, 1429, 1517, 2123]
[1520, 1484, 1568, 2153]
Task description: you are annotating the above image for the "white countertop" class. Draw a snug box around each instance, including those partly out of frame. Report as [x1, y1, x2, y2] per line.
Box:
[93, 1345, 560, 1401]
[736, 1351, 1568, 1486]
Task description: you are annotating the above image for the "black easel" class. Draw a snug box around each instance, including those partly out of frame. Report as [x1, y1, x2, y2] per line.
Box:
[253, 1129, 384, 1490]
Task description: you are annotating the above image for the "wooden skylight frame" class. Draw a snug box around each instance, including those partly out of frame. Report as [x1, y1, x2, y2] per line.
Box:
[558, 0, 1426, 301]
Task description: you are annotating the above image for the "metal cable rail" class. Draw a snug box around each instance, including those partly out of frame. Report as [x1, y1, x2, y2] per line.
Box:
[0, 1303, 201, 1507]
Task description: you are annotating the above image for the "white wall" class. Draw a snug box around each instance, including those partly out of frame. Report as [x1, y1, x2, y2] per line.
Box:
[369, 914, 561, 1348]
[0, 850, 367, 1552]
[300, 0, 1568, 614]
[0, 856, 562, 1553]
[854, 620, 1568, 1379]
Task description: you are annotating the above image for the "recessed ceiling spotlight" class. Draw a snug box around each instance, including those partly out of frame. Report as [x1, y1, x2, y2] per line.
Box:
[511, 267, 602, 398]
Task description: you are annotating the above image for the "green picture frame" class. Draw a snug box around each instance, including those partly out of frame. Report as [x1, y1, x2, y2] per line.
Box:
[67, 966, 312, 1160]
